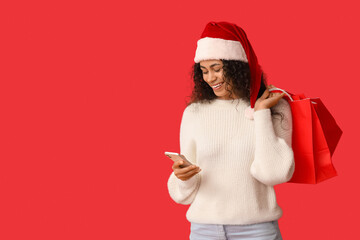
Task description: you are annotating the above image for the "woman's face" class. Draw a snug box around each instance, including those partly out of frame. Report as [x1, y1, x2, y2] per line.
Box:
[199, 59, 236, 100]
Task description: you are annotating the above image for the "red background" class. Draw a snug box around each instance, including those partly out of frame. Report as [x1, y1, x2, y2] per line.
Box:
[0, 0, 359, 239]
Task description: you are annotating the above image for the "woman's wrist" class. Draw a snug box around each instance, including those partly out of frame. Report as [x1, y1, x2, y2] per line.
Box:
[254, 106, 269, 112]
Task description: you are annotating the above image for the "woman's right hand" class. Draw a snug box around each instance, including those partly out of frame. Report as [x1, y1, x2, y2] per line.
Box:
[172, 160, 201, 181]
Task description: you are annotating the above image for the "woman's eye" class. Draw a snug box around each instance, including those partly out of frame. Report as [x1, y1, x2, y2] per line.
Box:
[202, 68, 221, 74]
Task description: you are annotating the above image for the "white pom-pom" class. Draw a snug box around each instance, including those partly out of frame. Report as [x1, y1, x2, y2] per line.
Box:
[244, 106, 254, 120]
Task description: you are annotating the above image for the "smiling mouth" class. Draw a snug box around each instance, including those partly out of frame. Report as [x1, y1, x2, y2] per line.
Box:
[212, 82, 224, 89]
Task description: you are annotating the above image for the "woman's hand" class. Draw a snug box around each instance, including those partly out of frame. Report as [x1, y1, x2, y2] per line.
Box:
[172, 160, 201, 181]
[254, 84, 285, 111]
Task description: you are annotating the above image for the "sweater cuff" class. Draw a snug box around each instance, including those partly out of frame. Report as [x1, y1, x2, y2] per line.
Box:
[176, 172, 200, 190]
[253, 108, 276, 141]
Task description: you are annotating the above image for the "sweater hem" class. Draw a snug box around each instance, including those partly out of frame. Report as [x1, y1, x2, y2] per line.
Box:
[186, 211, 283, 226]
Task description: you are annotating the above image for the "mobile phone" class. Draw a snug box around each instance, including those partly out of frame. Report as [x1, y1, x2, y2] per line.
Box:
[164, 151, 193, 168]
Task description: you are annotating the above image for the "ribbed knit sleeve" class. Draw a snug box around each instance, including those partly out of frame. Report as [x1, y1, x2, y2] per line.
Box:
[250, 98, 295, 186]
[167, 105, 200, 205]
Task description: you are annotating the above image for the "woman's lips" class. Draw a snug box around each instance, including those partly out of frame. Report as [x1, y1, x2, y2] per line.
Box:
[212, 82, 224, 90]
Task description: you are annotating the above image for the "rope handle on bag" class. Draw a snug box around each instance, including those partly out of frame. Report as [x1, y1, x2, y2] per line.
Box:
[268, 87, 294, 101]
[269, 87, 317, 104]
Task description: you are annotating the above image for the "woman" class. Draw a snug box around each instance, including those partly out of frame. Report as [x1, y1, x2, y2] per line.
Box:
[167, 21, 295, 240]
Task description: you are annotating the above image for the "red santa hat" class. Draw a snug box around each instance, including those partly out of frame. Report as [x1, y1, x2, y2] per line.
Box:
[194, 21, 262, 109]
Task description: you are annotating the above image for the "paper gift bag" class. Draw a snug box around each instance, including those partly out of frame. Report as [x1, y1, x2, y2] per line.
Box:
[269, 88, 342, 184]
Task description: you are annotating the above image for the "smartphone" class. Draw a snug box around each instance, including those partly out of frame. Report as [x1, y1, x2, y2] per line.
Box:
[164, 151, 193, 168]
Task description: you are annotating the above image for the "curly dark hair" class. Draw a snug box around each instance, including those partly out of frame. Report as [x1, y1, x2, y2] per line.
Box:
[186, 59, 285, 123]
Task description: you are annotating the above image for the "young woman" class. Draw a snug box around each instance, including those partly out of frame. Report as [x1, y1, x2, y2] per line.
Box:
[167, 21, 295, 240]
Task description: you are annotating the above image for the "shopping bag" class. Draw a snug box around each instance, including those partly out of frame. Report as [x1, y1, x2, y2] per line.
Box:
[269, 87, 342, 184]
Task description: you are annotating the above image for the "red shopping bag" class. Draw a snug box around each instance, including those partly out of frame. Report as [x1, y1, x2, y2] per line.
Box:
[269, 88, 342, 184]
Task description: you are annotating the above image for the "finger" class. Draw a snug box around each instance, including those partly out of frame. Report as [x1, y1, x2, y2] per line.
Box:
[178, 168, 201, 179]
[172, 160, 184, 170]
[269, 90, 284, 97]
[174, 164, 194, 173]
[179, 170, 201, 181]
[277, 92, 285, 99]
[260, 88, 270, 99]
[268, 93, 286, 106]
[178, 166, 201, 177]
[267, 93, 284, 101]
[176, 164, 199, 174]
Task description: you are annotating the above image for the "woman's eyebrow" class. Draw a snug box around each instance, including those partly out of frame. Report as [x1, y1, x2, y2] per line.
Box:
[200, 63, 221, 69]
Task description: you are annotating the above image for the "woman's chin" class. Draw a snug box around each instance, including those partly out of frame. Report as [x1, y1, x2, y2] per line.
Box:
[216, 95, 230, 100]
[214, 91, 226, 98]
[214, 90, 230, 98]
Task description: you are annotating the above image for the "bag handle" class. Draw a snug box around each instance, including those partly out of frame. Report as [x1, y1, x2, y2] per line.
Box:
[269, 87, 318, 104]
[268, 87, 294, 101]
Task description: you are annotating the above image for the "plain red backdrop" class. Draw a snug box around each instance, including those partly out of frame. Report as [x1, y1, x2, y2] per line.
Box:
[0, 0, 359, 239]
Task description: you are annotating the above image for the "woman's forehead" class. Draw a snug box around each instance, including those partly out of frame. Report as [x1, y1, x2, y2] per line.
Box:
[199, 59, 223, 67]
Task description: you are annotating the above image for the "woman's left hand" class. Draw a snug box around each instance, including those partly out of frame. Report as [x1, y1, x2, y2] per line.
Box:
[254, 84, 285, 111]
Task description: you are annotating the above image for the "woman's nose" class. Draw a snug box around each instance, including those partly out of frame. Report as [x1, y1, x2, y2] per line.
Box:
[207, 71, 216, 81]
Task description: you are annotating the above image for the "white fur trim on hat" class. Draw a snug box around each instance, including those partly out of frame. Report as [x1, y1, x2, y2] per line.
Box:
[194, 37, 248, 63]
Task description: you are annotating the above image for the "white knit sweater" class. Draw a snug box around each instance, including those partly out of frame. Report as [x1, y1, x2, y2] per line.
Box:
[167, 97, 295, 225]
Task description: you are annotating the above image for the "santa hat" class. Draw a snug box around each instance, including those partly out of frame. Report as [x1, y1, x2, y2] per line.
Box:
[194, 21, 262, 109]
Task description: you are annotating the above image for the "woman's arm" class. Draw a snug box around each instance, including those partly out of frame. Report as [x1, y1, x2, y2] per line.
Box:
[250, 98, 295, 186]
[167, 105, 201, 205]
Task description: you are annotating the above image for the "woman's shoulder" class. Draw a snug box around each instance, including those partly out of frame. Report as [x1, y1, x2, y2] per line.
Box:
[182, 103, 199, 119]
[273, 98, 291, 114]
[183, 101, 206, 113]
[271, 98, 292, 128]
